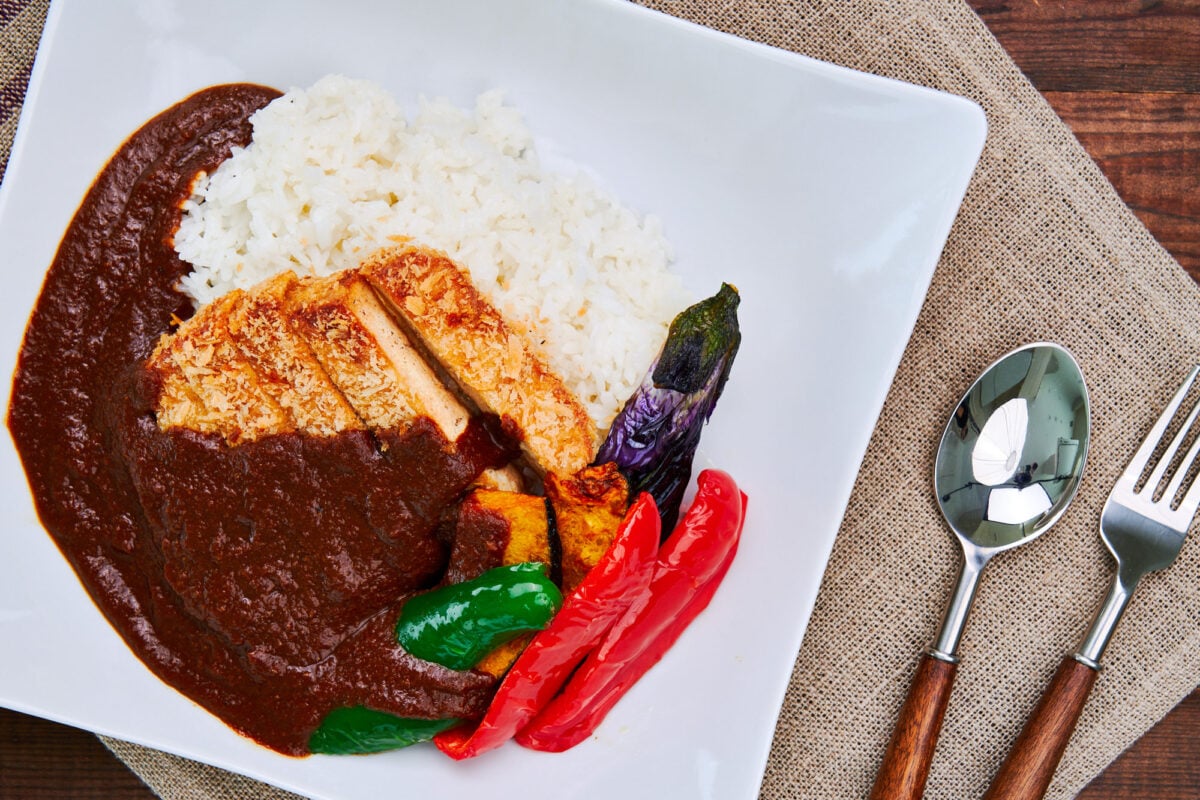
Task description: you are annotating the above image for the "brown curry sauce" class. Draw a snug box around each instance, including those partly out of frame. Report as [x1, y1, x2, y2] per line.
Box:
[7, 84, 516, 755]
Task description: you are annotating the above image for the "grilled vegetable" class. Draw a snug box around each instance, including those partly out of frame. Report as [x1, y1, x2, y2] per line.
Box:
[444, 490, 557, 586]
[545, 463, 630, 593]
[516, 470, 747, 752]
[595, 284, 741, 533]
[309, 707, 458, 755]
[433, 493, 661, 760]
[395, 562, 562, 671]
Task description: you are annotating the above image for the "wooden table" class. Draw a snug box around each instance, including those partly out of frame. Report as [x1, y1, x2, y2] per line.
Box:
[2, 1, 1198, 797]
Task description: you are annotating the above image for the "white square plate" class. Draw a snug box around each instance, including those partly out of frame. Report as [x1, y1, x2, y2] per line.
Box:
[0, 1, 985, 797]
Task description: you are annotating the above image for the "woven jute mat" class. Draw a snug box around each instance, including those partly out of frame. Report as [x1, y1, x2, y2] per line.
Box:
[4, 1, 1198, 798]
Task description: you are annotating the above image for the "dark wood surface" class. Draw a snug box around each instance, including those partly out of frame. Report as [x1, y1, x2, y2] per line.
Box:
[971, 0, 1200, 280]
[2, 1, 1198, 798]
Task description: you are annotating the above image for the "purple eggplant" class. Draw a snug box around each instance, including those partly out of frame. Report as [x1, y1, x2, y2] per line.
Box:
[595, 283, 741, 534]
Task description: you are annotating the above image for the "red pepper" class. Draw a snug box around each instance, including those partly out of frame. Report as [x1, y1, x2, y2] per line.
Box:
[434, 492, 661, 760]
[516, 469, 746, 752]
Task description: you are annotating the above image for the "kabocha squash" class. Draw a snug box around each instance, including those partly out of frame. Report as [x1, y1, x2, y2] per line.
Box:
[444, 489, 557, 586]
[545, 464, 630, 593]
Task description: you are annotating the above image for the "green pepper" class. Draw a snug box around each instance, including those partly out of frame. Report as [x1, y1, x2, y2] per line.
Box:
[396, 562, 562, 671]
[309, 706, 459, 755]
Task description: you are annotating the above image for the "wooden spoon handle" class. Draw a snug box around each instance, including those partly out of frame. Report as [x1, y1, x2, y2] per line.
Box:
[982, 656, 1099, 800]
[868, 652, 958, 800]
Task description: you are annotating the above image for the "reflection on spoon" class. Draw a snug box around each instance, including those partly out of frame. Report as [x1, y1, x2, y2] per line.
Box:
[972, 397, 1028, 486]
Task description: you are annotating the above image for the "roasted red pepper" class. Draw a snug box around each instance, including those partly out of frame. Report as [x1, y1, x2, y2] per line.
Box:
[516, 469, 746, 752]
[434, 492, 661, 760]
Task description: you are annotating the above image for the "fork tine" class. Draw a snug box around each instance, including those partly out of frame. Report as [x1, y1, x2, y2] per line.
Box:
[1163, 405, 1200, 508]
[1127, 366, 1200, 491]
[1166, 431, 1200, 520]
[1141, 370, 1200, 496]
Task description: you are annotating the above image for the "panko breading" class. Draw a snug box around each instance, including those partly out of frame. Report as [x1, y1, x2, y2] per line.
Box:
[362, 246, 598, 477]
[226, 272, 363, 436]
[285, 271, 470, 439]
[148, 292, 292, 444]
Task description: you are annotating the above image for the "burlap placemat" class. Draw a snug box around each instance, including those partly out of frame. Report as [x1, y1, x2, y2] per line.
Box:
[4, 1, 1198, 798]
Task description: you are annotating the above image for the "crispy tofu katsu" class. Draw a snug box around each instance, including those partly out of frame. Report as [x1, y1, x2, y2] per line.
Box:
[147, 292, 293, 444]
[148, 245, 597, 486]
[284, 270, 471, 439]
[362, 246, 598, 477]
[225, 272, 363, 436]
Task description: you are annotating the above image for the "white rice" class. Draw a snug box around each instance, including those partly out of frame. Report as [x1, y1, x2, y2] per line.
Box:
[174, 75, 687, 429]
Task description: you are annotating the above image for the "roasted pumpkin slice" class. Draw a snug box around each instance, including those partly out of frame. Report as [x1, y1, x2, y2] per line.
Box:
[545, 463, 629, 593]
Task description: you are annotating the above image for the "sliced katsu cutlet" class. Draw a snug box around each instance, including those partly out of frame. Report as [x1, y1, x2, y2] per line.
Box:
[147, 353, 221, 435]
[226, 272, 363, 436]
[284, 270, 471, 440]
[147, 292, 293, 444]
[361, 245, 598, 477]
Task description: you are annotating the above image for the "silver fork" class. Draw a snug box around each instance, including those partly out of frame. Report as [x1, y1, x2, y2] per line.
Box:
[983, 366, 1200, 800]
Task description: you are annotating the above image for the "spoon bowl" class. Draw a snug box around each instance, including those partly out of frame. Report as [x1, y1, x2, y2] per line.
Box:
[936, 343, 1089, 552]
[869, 342, 1089, 800]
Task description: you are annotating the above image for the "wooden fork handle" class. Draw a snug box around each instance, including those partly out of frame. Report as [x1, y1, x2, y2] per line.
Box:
[868, 652, 958, 800]
[982, 656, 1099, 800]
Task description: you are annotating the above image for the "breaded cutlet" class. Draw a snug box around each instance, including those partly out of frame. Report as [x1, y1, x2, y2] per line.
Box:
[284, 271, 471, 440]
[148, 292, 293, 444]
[361, 245, 598, 476]
[226, 272, 363, 436]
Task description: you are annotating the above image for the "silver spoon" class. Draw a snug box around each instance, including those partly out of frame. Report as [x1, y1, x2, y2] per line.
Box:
[868, 342, 1090, 800]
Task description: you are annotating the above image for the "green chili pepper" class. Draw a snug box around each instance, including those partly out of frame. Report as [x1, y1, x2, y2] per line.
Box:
[396, 562, 562, 671]
[309, 706, 459, 755]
